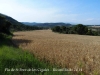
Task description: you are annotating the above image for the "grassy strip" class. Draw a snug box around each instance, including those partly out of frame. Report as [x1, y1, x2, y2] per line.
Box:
[0, 34, 73, 75]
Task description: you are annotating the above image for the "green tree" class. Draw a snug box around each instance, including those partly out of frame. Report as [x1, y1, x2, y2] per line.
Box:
[0, 16, 12, 34]
[86, 29, 93, 35]
[51, 26, 61, 32]
[73, 24, 88, 35]
[92, 31, 98, 36]
[60, 26, 67, 33]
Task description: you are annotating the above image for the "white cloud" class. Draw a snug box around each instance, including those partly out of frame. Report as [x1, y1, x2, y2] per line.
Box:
[0, 0, 79, 23]
[0, 0, 60, 22]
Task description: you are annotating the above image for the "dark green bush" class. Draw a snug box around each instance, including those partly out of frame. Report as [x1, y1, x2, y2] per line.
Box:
[73, 24, 88, 35]
[51, 24, 99, 36]
[0, 16, 12, 35]
[86, 29, 93, 35]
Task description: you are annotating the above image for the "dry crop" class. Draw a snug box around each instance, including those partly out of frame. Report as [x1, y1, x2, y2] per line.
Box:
[12, 30, 100, 75]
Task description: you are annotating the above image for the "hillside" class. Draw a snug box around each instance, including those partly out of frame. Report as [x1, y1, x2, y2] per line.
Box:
[21, 22, 38, 25]
[0, 13, 45, 31]
[0, 13, 72, 29]
[0, 13, 24, 26]
[21, 22, 72, 27]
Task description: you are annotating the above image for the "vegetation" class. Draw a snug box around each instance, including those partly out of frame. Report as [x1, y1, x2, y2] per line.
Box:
[12, 30, 100, 75]
[0, 33, 72, 75]
[0, 14, 70, 75]
[14, 30, 100, 75]
[1, 12, 100, 75]
[0, 14, 46, 32]
[0, 16, 12, 35]
[51, 24, 99, 36]
[10, 24, 45, 32]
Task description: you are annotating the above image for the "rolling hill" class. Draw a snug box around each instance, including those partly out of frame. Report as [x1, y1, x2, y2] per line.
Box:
[21, 22, 72, 27]
[0, 13, 24, 26]
[0, 13, 72, 28]
[0, 13, 43, 31]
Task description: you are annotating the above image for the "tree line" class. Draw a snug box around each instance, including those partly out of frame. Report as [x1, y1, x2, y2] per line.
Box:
[51, 24, 99, 36]
[10, 24, 45, 32]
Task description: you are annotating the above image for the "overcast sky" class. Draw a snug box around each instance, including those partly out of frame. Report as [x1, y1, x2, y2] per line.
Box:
[0, 0, 100, 25]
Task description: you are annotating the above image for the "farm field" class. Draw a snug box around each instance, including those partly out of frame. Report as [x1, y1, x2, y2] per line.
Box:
[12, 30, 100, 75]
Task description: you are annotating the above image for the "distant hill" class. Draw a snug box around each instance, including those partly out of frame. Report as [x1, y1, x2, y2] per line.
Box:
[21, 22, 39, 25]
[21, 22, 72, 27]
[0, 13, 44, 31]
[0, 13, 72, 28]
[0, 13, 72, 30]
[0, 13, 24, 26]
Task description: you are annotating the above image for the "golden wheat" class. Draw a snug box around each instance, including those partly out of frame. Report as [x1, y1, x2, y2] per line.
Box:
[12, 30, 100, 75]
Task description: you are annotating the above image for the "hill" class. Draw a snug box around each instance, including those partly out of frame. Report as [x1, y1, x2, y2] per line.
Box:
[21, 22, 38, 25]
[21, 22, 72, 27]
[0, 13, 24, 26]
[0, 13, 44, 31]
[0, 13, 72, 29]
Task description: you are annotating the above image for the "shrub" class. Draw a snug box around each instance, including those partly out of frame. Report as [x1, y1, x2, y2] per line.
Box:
[51, 24, 99, 36]
[0, 16, 12, 35]
[86, 29, 93, 35]
[51, 26, 61, 33]
[73, 24, 88, 35]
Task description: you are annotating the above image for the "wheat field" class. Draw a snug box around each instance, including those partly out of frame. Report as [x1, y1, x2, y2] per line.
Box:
[12, 30, 100, 75]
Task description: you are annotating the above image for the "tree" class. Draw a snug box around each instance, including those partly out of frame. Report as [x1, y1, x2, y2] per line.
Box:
[73, 24, 88, 35]
[86, 29, 93, 35]
[0, 16, 12, 34]
[60, 26, 67, 33]
[51, 26, 61, 32]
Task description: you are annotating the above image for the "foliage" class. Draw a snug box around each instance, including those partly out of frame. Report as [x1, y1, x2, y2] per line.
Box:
[0, 13, 47, 32]
[10, 24, 44, 32]
[73, 24, 88, 35]
[0, 33, 71, 75]
[51, 24, 99, 36]
[86, 29, 93, 35]
[51, 26, 61, 32]
[0, 16, 12, 35]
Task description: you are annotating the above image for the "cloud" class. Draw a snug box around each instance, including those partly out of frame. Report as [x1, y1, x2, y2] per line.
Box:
[0, 0, 24, 14]
[0, 0, 79, 23]
[0, 0, 60, 22]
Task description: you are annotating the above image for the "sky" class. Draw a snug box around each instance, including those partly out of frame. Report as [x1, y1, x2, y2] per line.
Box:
[0, 0, 100, 25]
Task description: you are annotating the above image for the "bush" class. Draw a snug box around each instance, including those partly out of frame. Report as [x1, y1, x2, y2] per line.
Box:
[51, 26, 61, 33]
[51, 24, 99, 36]
[68, 30, 75, 34]
[73, 24, 88, 35]
[92, 31, 98, 36]
[86, 29, 93, 35]
[0, 16, 12, 35]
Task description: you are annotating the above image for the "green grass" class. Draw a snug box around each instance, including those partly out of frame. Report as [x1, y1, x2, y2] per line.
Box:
[0, 33, 82, 75]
